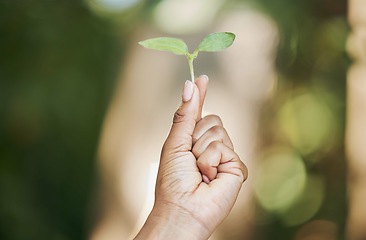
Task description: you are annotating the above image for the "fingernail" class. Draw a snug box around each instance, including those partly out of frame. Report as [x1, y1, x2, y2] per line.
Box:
[202, 174, 210, 184]
[182, 80, 194, 102]
[201, 75, 209, 82]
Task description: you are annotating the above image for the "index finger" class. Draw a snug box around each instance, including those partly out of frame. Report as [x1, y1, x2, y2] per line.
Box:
[194, 75, 209, 120]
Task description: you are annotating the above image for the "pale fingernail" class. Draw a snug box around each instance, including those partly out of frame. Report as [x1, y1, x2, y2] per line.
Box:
[202, 174, 210, 184]
[182, 80, 194, 102]
[201, 74, 209, 82]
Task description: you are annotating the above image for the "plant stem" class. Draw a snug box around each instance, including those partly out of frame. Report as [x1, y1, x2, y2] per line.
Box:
[188, 58, 195, 83]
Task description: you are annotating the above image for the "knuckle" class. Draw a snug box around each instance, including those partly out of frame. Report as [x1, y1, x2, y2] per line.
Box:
[208, 140, 222, 151]
[240, 161, 249, 182]
[196, 158, 211, 173]
[226, 159, 248, 183]
[173, 106, 185, 124]
[208, 125, 234, 150]
[210, 125, 226, 137]
[205, 114, 223, 126]
[163, 136, 191, 155]
[191, 144, 201, 158]
[192, 135, 199, 144]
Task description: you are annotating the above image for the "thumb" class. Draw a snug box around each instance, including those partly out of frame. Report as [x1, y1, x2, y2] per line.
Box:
[163, 80, 200, 155]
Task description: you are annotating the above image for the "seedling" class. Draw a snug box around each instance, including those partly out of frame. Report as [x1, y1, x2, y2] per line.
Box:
[138, 32, 235, 82]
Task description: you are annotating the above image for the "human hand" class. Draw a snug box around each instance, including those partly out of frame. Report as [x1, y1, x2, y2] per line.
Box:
[134, 75, 248, 240]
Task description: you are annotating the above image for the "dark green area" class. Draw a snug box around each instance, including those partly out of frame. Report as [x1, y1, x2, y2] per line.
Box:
[0, 1, 122, 239]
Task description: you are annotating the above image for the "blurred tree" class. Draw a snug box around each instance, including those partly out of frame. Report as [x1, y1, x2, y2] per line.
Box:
[252, 0, 349, 239]
[0, 1, 121, 239]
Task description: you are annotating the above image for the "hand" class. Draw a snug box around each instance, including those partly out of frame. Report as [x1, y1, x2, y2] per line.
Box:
[134, 75, 248, 240]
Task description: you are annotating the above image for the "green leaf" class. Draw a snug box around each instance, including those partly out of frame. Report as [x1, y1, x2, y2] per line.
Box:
[138, 37, 189, 55]
[196, 32, 235, 52]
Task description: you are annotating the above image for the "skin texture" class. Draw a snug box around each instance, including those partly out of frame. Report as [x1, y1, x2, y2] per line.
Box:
[134, 75, 248, 240]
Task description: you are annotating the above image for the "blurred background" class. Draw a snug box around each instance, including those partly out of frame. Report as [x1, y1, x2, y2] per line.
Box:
[0, 0, 351, 239]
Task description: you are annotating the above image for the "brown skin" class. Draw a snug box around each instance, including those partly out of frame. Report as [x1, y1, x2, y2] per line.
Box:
[134, 75, 248, 240]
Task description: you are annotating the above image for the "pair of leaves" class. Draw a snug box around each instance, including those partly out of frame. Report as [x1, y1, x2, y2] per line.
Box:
[138, 32, 235, 57]
[138, 32, 235, 82]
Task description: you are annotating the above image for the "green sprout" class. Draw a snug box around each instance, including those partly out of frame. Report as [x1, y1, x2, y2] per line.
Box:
[138, 32, 236, 82]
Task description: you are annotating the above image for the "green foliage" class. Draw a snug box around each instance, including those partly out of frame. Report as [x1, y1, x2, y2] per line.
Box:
[139, 32, 235, 82]
[196, 32, 236, 52]
[138, 37, 189, 55]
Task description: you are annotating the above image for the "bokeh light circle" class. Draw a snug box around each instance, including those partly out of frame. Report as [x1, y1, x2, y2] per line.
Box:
[277, 91, 335, 155]
[254, 146, 307, 213]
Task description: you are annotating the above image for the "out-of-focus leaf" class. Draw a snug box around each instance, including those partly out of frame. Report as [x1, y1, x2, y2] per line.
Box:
[196, 32, 235, 52]
[138, 37, 188, 55]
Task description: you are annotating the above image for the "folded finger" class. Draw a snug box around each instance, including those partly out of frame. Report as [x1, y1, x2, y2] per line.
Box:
[196, 141, 245, 183]
[192, 114, 223, 144]
[192, 125, 233, 158]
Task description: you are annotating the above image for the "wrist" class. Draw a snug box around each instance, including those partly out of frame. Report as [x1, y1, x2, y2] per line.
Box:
[134, 202, 210, 240]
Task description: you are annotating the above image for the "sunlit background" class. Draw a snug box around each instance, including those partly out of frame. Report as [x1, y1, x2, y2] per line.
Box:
[0, 0, 352, 239]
